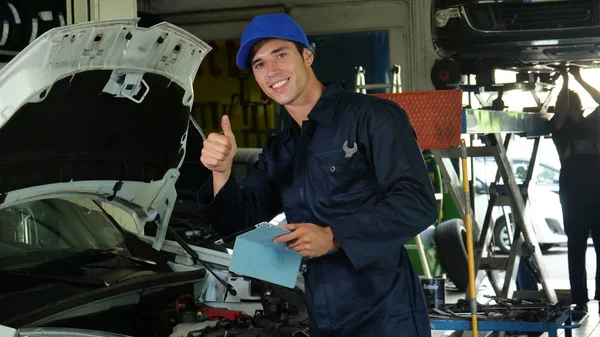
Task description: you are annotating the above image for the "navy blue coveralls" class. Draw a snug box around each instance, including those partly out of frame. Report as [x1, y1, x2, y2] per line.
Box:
[198, 83, 439, 336]
[552, 110, 600, 307]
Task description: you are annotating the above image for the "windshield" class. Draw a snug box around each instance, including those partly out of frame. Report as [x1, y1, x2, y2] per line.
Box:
[0, 197, 126, 270]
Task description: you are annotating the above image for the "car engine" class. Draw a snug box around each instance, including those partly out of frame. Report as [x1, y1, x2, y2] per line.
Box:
[37, 276, 308, 337]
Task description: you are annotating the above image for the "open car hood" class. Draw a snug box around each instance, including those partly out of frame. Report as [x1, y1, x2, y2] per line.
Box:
[0, 19, 209, 248]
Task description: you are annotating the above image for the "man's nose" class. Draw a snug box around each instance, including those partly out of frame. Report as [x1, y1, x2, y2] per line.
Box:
[264, 60, 280, 76]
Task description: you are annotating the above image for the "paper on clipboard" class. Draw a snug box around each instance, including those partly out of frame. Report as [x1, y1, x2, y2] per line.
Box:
[228, 222, 302, 288]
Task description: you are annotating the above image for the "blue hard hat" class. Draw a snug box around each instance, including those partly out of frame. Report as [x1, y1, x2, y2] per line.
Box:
[236, 13, 311, 70]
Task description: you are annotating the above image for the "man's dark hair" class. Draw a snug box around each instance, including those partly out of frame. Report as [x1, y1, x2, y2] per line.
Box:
[568, 90, 582, 109]
[247, 40, 310, 69]
[557, 89, 583, 114]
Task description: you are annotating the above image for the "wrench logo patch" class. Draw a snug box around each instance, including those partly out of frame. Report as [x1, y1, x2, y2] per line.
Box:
[343, 141, 357, 158]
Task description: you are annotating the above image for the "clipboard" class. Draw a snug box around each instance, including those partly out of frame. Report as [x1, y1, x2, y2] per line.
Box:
[228, 222, 302, 288]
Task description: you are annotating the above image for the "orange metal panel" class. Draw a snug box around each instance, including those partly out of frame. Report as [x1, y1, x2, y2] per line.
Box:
[373, 90, 463, 149]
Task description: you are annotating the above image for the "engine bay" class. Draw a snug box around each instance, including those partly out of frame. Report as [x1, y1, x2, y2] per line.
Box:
[32, 272, 309, 337]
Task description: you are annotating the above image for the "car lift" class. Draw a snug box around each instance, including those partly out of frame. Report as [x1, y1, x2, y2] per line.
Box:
[440, 81, 559, 302]
[372, 80, 581, 336]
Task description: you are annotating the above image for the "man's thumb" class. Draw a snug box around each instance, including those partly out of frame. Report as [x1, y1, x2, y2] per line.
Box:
[221, 115, 234, 138]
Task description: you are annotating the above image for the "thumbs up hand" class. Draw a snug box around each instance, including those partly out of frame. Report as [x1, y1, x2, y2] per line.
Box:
[200, 115, 238, 175]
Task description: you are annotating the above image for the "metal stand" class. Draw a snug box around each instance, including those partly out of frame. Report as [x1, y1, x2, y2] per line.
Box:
[431, 104, 559, 304]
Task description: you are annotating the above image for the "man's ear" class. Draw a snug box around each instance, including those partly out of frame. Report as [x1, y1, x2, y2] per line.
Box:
[303, 49, 314, 66]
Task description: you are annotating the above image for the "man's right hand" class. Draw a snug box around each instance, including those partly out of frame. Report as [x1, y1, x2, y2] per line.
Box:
[200, 115, 237, 179]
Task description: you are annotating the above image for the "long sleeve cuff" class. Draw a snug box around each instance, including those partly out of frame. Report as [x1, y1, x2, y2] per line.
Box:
[197, 174, 237, 207]
[196, 174, 248, 237]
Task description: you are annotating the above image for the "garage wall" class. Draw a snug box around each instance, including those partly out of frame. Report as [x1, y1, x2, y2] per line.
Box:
[139, 0, 439, 92]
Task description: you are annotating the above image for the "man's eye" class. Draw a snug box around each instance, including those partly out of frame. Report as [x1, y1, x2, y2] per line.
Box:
[254, 62, 263, 69]
[276, 53, 287, 59]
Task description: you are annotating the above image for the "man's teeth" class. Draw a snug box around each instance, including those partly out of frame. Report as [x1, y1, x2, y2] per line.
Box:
[272, 79, 288, 89]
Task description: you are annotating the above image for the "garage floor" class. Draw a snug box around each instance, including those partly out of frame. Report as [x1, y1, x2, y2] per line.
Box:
[570, 302, 600, 337]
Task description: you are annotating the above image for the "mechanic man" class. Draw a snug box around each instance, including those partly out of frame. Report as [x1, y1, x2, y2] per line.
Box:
[197, 13, 439, 336]
[551, 66, 600, 319]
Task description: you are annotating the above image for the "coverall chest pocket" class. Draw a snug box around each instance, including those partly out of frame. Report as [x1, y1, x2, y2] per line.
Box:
[312, 148, 370, 206]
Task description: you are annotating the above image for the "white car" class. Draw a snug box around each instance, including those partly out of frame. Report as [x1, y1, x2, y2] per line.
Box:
[473, 157, 567, 254]
[0, 20, 307, 337]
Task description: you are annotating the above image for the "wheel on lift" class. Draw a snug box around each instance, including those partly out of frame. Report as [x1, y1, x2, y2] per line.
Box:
[431, 58, 462, 90]
[434, 218, 469, 291]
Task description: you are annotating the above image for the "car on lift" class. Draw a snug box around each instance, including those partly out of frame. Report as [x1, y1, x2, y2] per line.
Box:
[430, 0, 600, 89]
[0, 20, 307, 337]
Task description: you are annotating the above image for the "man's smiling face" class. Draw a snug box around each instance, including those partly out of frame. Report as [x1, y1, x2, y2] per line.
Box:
[250, 39, 312, 106]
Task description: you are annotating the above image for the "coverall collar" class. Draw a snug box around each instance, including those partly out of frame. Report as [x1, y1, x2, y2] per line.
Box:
[285, 82, 344, 141]
[307, 82, 344, 128]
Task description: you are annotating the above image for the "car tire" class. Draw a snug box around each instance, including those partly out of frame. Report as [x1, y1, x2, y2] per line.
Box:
[435, 218, 469, 291]
[494, 216, 513, 255]
[431, 58, 462, 90]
